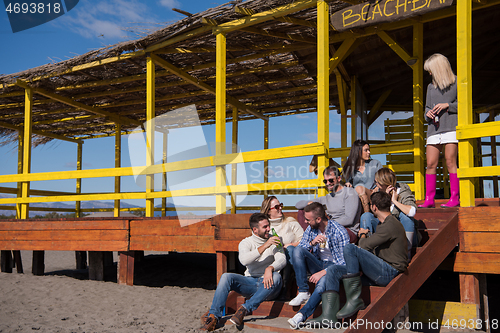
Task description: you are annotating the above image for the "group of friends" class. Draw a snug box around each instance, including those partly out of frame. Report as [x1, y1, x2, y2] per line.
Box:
[200, 53, 459, 331]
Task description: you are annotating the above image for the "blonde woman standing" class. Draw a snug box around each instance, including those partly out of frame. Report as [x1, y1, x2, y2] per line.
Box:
[419, 53, 459, 208]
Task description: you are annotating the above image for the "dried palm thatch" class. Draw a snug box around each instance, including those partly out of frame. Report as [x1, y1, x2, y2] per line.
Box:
[1, 0, 499, 147]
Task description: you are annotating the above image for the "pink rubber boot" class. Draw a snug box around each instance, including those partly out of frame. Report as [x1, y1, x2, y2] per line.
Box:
[441, 173, 460, 207]
[418, 174, 436, 208]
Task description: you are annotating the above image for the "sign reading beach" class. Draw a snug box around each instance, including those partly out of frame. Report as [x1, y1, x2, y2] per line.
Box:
[331, 0, 454, 31]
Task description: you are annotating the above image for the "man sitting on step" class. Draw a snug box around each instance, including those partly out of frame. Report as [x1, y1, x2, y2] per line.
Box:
[287, 202, 349, 328]
[295, 166, 361, 243]
[200, 212, 286, 331]
[310, 191, 408, 326]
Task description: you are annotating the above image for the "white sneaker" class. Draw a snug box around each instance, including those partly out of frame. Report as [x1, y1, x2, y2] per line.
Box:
[287, 312, 304, 329]
[288, 292, 310, 306]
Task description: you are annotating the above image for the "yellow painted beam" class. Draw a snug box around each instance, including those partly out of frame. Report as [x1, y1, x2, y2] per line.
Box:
[146, 56, 155, 217]
[377, 31, 412, 64]
[412, 23, 425, 201]
[114, 124, 121, 217]
[231, 107, 238, 214]
[456, 121, 500, 140]
[337, 73, 348, 153]
[150, 53, 267, 120]
[329, 37, 362, 75]
[0, 178, 322, 205]
[15, 80, 141, 127]
[264, 119, 269, 199]
[351, 76, 357, 143]
[317, 0, 329, 197]
[214, 0, 317, 34]
[329, 141, 414, 158]
[75, 142, 82, 218]
[458, 165, 500, 179]
[215, 32, 227, 215]
[457, 0, 475, 207]
[0, 143, 326, 184]
[367, 89, 392, 126]
[0, 120, 81, 143]
[20, 87, 33, 220]
[16, 130, 23, 218]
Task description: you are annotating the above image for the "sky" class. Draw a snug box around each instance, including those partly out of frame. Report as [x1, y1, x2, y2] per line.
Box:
[0, 0, 495, 212]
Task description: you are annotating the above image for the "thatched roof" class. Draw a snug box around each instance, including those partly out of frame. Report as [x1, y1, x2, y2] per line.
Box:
[1, 0, 499, 145]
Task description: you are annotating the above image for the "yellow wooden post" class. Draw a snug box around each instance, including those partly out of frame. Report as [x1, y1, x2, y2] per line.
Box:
[457, 0, 475, 207]
[16, 130, 23, 218]
[351, 76, 357, 144]
[412, 23, 425, 200]
[75, 142, 82, 217]
[146, 55, 156, 217]
[317, 0, 329, 196]
[20, 87, 32, 220]
[264, 119, 269, 199]
[231, 107, 238, 214]
[215, 32, 227, 215]
[162, 130, 168, 217]
[114, 124, 121, 217]
[337, 73, 348, 166]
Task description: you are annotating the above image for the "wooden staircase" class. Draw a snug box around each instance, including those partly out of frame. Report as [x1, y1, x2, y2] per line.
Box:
[222, 208, 460, 332]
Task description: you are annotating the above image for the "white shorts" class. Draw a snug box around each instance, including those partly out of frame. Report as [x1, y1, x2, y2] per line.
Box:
[427, 131, 458, 145]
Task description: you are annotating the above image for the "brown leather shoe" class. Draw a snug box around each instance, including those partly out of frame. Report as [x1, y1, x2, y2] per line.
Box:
[200, 310, 209, 325]
[229, 305, 247, 326]
[200, 313, 217, 331]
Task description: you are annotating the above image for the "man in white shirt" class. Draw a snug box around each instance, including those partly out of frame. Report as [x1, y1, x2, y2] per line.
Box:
[200, 213, 286, 331]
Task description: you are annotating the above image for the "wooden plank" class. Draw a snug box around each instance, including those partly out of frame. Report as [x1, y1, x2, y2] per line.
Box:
[75, 251, 87, 269]
[0, 230, 128, 241]
[453, 252, 500, 274]
[459, 274, 481, 304]
[88, 251, 104, 281]
[0, 220, 129, 231]
[212, 213, 254, 229]
[215, 229, 252, 240]
[214, 240, 240, 252]
[130, 235, 215, 252]
[409, 300, 480, 328]
[217, 251, 227, 284]
[1, 250, 13, 273]
[459, 206, 500, 231]
[0, 240, 128, 251]
[32, 250, 44, 276]
[343, 212, 459, 333]
[13, 250, 23, 273]
[212, 212, 299, 229]
[130, 218, 211, 229]
[118, 251, 135, 286]
[130, 226, 214, 236]
[460, 232, 500, 253]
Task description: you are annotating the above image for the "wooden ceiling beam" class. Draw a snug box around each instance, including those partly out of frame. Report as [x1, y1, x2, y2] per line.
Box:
[150, 54, 267, 120]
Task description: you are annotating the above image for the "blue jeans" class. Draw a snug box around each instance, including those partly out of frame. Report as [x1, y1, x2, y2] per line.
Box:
[325, 264, 348, 292]
[298, 265, 344, 319]
[209, 272, 282, 319]
[285, 245, 296, 266]
[360, 212, 415, 242]
[343, 243, 399, 286]
[292, 246, 335, 319]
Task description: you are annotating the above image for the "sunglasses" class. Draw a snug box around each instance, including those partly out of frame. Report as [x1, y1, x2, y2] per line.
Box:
[323, 178, 335, 184]
[271, 203, 284, 210]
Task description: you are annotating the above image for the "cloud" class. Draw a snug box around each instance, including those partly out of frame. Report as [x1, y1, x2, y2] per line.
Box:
[56, 0, 157, 40]
[295, 114, 310, 119]
[158, 0, 180, 9]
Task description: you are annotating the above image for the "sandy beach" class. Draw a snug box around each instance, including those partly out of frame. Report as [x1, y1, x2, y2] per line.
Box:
[0, 250, 248, 333]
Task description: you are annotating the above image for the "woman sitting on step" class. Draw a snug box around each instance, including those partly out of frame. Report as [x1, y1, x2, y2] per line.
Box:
[343, 140, 382, 213]
[359, 168, 417, 259]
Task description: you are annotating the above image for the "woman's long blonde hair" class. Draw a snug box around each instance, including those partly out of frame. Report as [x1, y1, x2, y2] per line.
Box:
[424, 53, 456, 90]
[375, 168, 397, 188]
